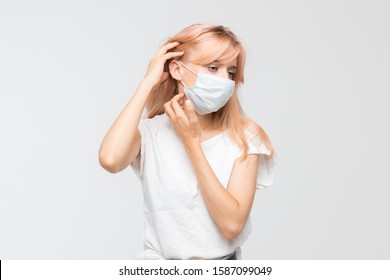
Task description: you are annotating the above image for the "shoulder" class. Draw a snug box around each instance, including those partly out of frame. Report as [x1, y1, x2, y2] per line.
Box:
[242, 118, 260, 132]
[141, 112, 166, 124]
[238, 120, 275, 189]
[240, 118, 273, 157]
[241, 118, 264, 142]
[139, 112, 168, 133]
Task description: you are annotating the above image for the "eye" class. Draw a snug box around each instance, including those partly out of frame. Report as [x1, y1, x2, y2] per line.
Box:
[208, 66, 218, 72]
[228, 71, 235, 79]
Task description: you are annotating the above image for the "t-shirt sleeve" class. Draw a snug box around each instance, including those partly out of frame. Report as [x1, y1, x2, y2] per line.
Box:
[241, 128, 275, 190]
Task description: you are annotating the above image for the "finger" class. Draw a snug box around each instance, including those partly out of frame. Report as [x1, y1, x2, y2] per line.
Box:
[163, 102, 175, 121]
[163, 41, 180, 49]
[163, 51, 184, 60]
[170, 93, 185, 102]
[183, 99, 198, 124]
[158, 41, 180, 56]
[176, 93, 186, 108]
[171, 93, 185, 108]
[174, 92, 185, 98]
[170, 96, 186, 117]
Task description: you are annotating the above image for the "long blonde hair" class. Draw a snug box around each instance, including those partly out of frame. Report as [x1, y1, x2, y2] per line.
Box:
[145, 24, 275, 161]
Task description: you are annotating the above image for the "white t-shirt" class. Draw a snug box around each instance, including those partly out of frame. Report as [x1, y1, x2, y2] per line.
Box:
[130, 112, 274, 260]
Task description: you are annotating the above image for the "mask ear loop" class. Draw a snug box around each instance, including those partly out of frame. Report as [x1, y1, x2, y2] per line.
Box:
[177, 61, 198, 76]
[177, 61, 197, 89]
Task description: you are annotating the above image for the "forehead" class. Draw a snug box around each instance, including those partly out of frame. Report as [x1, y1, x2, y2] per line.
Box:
[187, 38, 240, 66]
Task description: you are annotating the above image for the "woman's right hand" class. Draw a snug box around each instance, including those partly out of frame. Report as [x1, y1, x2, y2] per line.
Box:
[143, 41, 184, 88]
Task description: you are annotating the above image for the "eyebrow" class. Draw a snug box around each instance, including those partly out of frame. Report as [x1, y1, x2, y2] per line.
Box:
[211, 60, 237, 69]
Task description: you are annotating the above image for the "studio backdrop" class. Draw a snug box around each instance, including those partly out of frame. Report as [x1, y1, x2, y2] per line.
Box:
[0, 0, 389, 259]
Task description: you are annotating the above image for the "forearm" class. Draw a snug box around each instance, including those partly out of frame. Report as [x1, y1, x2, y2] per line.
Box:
[99, 79, 154, 167]
[184, 142, 241, 239]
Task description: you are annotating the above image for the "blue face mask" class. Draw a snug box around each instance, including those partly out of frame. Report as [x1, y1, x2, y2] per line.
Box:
[178, 61, 235, 115]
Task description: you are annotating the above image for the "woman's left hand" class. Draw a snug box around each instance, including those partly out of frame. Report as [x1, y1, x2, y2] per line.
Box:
[164, 93, 202, 149]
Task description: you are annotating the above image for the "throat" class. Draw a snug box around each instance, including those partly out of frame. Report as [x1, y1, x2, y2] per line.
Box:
[197, 114, 217, 131]
[200, 128, 224, 142]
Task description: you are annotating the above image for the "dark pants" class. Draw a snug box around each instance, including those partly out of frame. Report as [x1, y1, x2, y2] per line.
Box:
[218, 250, 237, 260]
[226, 251, 237, 260]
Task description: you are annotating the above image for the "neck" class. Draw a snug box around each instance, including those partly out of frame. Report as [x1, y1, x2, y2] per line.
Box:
[196, 113, 219, 131]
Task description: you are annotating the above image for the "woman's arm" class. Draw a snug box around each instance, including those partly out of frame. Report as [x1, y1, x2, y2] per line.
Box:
[99, 42, 184, 173]
[98, 79, 154, 173]
[164, 96, 259, 240]
[185, 142, 259, 240]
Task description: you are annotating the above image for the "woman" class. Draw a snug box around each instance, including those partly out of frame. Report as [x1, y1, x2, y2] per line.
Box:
[99, 24, 275, 260]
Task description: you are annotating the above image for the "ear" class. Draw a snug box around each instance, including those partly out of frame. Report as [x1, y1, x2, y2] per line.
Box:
[169, 60, 183, 81]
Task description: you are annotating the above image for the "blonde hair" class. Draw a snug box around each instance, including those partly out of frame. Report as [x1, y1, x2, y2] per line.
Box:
[145, 24, 275, 161]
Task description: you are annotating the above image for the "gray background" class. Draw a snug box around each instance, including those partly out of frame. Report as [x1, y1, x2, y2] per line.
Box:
[1, 0, 389, 259]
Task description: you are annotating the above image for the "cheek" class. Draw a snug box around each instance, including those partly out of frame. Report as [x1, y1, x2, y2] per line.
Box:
[183, 73, 197, 87]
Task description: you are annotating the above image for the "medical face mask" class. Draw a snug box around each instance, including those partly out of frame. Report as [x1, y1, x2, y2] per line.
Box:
[178, 61, 235, 115]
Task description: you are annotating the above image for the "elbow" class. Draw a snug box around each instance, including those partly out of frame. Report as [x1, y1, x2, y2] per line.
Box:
[99, 153, 121, 174]
[221, 221, 245, 241]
